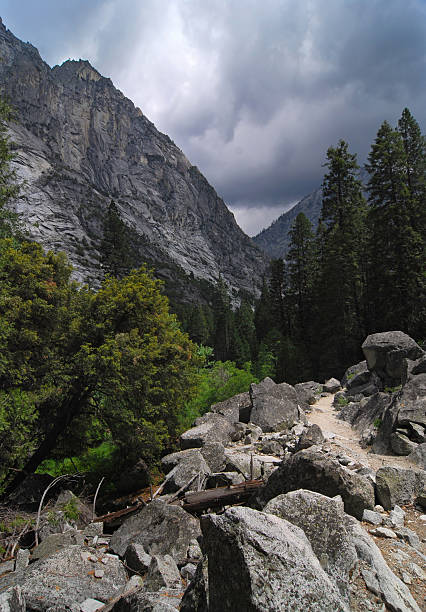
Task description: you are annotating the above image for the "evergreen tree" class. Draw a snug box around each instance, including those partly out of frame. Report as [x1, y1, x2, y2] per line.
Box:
[212, 277, 233, 361]
[315, 140, 367, 376]
[366, 118, 425, 337]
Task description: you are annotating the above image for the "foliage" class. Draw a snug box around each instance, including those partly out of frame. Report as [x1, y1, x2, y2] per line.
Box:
[179, 360, 258, 431]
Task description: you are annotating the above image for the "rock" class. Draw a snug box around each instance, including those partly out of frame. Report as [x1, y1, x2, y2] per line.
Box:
[408, 442, 426, 469]
[180, 413, 236, 449]
[223, 448, 280, 480]
[375, 466, 426, 510]
[255, 448, 375, 519]
[111, 588, 182, 611]
[249, 378, 299, 432]
[180, 563, 197, 581]
[243, 422, 262, 444]
[163, 451, 210, 494]
[201, 506, 347, 611]
[257, 438, 284, 455]
[124, 543, 152, 575]
[14, 549, 30, 572]
[362, 331, 424, 387]
[323, 378, 341, 393]
[6, 473, 54, 511]
[144, 555, 182, 591]
[80, 600, 104, 612]
[84, 523, 103, 538]
[338, 392, 390, 450]
[199, 442, 226, 473]
[210, 392, 251, 424]
[180, 558, 208, 612]
[264, 490, 357, 598]
[109, 499, 201, 560]
[294, 381, 323, 408]
[396, 370, 426, 428]
[394, 527, 421, 549]
[161, 449, 200, 474]
[0, 586, 25, 612]
[362, 510, 383, 526]
[391, 431, 418, 455]
[407, 422, 425, 443]
[341, 361, 368, 388]
[205, 472, 245, 488]
[370, 527, 397, 539]
[21, 545, 127, 610]
[345, 515, 421, 612]
[187, 539, 202, 561]
[388, 505, 405, 528]
[32, 529, 85, 560]
[297, 424, 325, 450]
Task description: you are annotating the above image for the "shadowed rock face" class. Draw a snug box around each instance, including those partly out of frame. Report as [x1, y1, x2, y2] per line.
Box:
[0, 19, 267, 293]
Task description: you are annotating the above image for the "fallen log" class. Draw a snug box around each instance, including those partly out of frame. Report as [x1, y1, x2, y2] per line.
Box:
[182, 479, 264, 513]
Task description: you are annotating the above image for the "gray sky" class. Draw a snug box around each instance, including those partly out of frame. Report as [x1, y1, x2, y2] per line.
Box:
[2, 0, 425, 235]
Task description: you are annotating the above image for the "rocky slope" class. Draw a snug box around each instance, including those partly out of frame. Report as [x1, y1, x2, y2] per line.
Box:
[253, 187, 322, 259]
[1, 331, 425, 610]
[0, 18, 267, 294]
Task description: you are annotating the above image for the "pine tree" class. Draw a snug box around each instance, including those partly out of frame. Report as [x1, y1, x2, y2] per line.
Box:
[212, 277, 233, 361]
[315, 140, 367, 376]
[366, 118, 425, 337]
[100, 200, 135, 278]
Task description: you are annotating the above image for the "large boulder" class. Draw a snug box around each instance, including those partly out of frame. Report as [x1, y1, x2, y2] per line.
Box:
[362, 331, 424, 388]
[297, 424, 325, 450]
[396, 369, 426, 428]
[408, 443, 426, 469]
[180, 413, 236, 449]
[201, 506, 347, 611]
[210, 392, 251, 424]
[162, 451, 210, 494]
[249, 378, 300, 432]
[109, 500, 201, 560]
[264, 490, 357, 599]
[338, 392, 392, 449]
[375, 466, 426, 510]
[254, 448, 375, 519]
[180, 559, 208, 612]
[341, 360, 368, 388]
[21, 545, 127, 610]
[294, 381, 322, 409]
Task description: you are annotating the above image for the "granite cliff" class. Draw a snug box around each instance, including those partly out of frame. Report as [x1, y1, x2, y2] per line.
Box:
[0, 18, 266, 295]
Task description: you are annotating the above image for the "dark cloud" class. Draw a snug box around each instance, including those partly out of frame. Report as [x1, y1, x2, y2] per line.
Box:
[2, 0, 425, 234]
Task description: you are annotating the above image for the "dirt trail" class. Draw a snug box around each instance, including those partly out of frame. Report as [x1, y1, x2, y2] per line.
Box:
[308, 393, 417, 472]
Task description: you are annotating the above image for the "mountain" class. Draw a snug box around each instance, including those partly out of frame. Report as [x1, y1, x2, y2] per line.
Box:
[0, 18, 267, 297]
[253, 188, 322, 259]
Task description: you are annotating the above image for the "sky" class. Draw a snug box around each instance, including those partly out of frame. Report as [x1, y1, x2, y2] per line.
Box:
[1, 0, 425, 236]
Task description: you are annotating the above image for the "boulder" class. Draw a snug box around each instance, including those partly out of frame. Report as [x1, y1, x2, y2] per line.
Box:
[390, 431, 418, 456]
[0, 586, 26, 612]
[254, 448, 375, 519]
[294, 381, 322, 409]
[161, 449, 201, 474]
[180, 559, 208, 612]
[297, 424, 325, 450]
[124, 543, 152, 575]
[223, 448, 280, 480]
[144, 555, 182, 591]
[21, 545, 127, 610]
[210, 391, 251, 423]
[375, 466, 426, 510]
[396, 370, 426, 428]
[163, 451, 210, 494]
[341, 361, 368, 388]
[264, 490, 357, 598]
[199, 442, 226, 473]
[115, 459, 150, 495]
[362, 331, 424, 387]
[109, 499, 201, 560]
[407, 422, 425, 443]
[31, 529, 84, 560]
[201, 506, 347, 611]
[323, 377, 341, 393]
[111, 588, 182, 611]
[339, 392, 391, 449]
[180, 413, 236, 449]
[205, 472, 245, 488]
[408, 442, 426, 469]
[249, 378, 299, 432]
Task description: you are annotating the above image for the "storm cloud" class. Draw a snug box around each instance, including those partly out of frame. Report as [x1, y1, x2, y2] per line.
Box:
[2, 0, 425, 234]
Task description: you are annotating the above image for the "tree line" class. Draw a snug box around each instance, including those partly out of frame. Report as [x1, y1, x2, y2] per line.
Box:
[181, 108, 425, 384]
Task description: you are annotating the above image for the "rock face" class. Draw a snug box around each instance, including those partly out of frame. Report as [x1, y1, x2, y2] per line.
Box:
[201, 506, 347, 612]
[0, 19, 266, 293]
